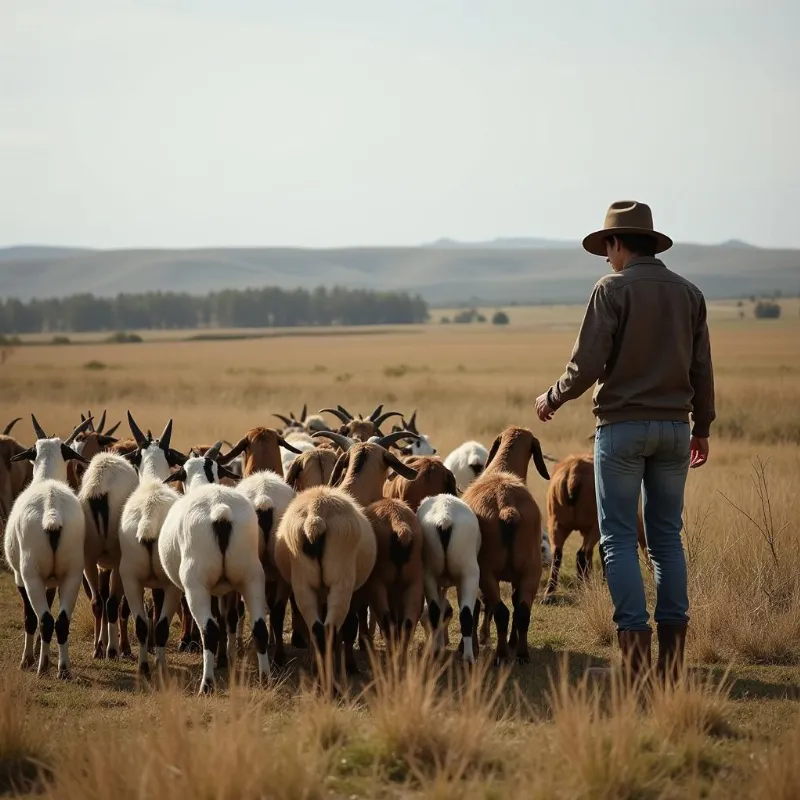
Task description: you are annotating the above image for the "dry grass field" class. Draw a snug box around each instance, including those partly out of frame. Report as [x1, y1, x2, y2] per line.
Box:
[1, 302, 799, 798]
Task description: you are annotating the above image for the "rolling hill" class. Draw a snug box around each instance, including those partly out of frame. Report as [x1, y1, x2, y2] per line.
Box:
[1, 241, 798, 306]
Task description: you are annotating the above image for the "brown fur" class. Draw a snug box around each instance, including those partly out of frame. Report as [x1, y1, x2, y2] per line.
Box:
[67, 431, 120, 490]
[0, 434, 32, 520]
[217, 427, 287, 477]
[463, 465, 545, 664]
[382, 455, 458, 511]
[285, 448, 338, 491]
[542, 453, 650, 602]
[109, 437, 138, 456]
[483, 425, 551, 483]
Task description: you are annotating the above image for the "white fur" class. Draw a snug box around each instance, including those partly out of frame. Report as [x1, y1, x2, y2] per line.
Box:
[280, 439, 315, 478]
[118, 442, 182, 674]
[404, 432, 437, 457]
[417, 494, 481, 663]
[3, 438, 86, 677]
[158, 454, 270, 694]
[443, 441, 489, 491]
[78, 452, 139, 658]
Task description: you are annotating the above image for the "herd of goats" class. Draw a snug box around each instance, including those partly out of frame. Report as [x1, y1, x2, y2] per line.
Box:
[0, 404, 649, 695]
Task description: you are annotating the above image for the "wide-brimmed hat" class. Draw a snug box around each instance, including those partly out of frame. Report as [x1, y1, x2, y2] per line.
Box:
[582, 200, 672, 256]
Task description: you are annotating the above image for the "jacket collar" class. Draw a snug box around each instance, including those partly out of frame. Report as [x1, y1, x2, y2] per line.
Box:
[622, 256, 665, 270]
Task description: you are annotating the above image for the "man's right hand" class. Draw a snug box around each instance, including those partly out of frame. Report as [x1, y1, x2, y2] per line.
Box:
[690, 436, 709, 468]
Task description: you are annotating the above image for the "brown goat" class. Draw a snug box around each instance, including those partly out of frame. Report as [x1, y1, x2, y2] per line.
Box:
[382, 455, 458, 512]
[0, 428, 31, 520]
[320, 404, 404, 443]
[285, 448, 338, 492]
[463, 425, 550, 664]
[218, 427, 302, 477]
[316, 430, 422, 671]
[542, 454, 650, 603]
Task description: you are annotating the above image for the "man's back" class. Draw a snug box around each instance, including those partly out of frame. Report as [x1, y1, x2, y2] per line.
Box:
[593, 256, 713, 435]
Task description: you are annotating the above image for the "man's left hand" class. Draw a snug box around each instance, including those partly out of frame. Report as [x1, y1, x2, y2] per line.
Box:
[535, 392, 555, 422]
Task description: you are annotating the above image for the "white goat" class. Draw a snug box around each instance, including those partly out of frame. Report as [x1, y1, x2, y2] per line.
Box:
[158, 444, 270, 694]
[118, 414, 187, 675]
[443, 440, 489, 491]
[417, 494, 481, 663]
[392, 411, 437, 457]
[280, 438, 316, 478]
[78, 444, 139, 659]
[4, 415, 92, 677]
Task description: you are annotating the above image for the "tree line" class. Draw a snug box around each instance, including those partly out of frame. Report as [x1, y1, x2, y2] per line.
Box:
[0, 286, 430, 334]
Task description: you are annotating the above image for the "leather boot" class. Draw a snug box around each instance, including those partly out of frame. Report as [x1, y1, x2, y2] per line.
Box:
[656, 623, 687, 686]
[617, 629, 652, 687]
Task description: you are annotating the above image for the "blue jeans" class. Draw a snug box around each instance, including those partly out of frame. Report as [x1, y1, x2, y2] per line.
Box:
[594, 420, 690, 632]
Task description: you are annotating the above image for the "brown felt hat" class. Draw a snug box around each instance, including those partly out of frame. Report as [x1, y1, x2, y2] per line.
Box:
[582, 200, 672, 256]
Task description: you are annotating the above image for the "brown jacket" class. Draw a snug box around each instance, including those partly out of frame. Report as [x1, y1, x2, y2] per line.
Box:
[546, 257, 716, 437]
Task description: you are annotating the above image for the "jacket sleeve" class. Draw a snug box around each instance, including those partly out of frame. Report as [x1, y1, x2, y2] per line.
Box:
[546, 281, 618, 411]
[689, 295, 716, 437]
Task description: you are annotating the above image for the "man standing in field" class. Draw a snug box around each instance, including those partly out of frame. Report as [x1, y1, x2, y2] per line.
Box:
[535, 200, 715, 685]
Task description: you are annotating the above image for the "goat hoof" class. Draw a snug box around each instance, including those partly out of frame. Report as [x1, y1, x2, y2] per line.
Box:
[19, 655, 35, 670]
[516, 652, 531, 665]
[37, 658, 50, 676]
[138, 662, 151, 677]
[57, 667, 71, 681]
[177, 640, 188, 653]
[120, 646, 133, 658]
[93, 643, 105, 660]
[291, 631, 308, 649]
[345, 660, 360, 676]
[200, 680, 215, 696]
[541, 593, 557, 606]
[272, 650, 286, 669]
[107, 648, 118, 661]
[188, 641, 202, 654]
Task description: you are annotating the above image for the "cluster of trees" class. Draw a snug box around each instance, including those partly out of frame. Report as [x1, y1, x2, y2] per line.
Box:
[753, 300, 781, 319]
[440, 308, 510, 325]
[0, 286, 430, 334]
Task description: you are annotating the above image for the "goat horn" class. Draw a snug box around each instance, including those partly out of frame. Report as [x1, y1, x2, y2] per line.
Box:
[204, 440, 224, 461]
[273, 414, 295, 427]
[97, 409, 107, 433]
[375, 430, 421, 450]
[374, 411, 404, 428]
[65, 415, 94, 446]
[337, 405, 355, 421]
[126, 410, 149, 449]
[2, 417, 21, 436]
[31, 414, 49, 441]
[320, 408, 351, 425]
[408, 410, 418, 434]
[159, 419, 173, 451]
[300, 404, 307, 422]
[368, 404, 384, 422]
[105, 421, 121, 437]
[312, 430, 355, 451]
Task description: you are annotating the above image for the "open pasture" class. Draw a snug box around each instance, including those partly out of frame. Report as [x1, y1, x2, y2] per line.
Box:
[0, 305, 799, 798]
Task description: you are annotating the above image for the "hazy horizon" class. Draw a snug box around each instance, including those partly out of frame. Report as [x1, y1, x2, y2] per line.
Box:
[2, 1, 798, 251]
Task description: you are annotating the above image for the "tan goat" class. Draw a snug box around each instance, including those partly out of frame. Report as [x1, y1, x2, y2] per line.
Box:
[320, 404, 404, 443]
[542, 453, 650, 603]
[463, 425, 550, 664]
[0, 418, 31, 520]
[382, 455, 458, 512]
[315, 430, 423, 672]
[217, 427, 302, 477]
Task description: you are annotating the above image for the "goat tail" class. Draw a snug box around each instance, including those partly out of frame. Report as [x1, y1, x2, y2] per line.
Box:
[565, 461, 582, 506]
[303, 513, 327, 542]
[393, 518, 415, 547]
[42, 506, 62, 533]
[210, 503, 231, 525]
[498, 506, 520, 550]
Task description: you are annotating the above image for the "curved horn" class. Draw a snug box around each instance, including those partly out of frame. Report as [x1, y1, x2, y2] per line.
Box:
[96, 409, 107, 434]
[374, 411, 404, 429]
[159, 418, 173, 451]
[31, 414, 49, 441]
[374, 430, 421, 450]
[64, 415, 94, 446]
[336, 405, 355, 421]
[273, 414, 295, 427]
[126, 410, 149, 449]
[277, 436, 303, 455]
[217, 437, 249, 465]
[320, 407, 352, 425]
[312, 430, 355, 451]
[105, 421, 121, 437]
[2, 417, 21, 436]
[368, 404, 384, 422]
[408, 410, 419, 434]
[204, 440, 224, 461]
[300, 403, 307, 422]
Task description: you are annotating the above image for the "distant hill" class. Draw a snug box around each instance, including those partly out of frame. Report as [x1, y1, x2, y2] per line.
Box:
[1, 241, 798, 306]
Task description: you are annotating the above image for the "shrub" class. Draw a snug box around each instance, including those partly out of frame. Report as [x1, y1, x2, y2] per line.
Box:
[754, 301, 781, 319]
[492, 311, 510, 325]
[83, 360, 107, 371]
[51, 335, 71, 345]
[105, 331, 143, 344]
[453, 308, 479, 324]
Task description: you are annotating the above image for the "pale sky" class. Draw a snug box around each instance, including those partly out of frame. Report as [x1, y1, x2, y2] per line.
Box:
[1, 0, 798, 249]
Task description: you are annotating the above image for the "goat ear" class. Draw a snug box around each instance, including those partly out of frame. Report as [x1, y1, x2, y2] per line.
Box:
[217, 437, 248, 464]
[10, 446, 36, 463]
[61, 443, 90, 465]
[285, 459, 303, 489]
[217, 464, 240, 482]
[530, 436, 550, 481]
[164, 468, 186, 484]
[328, 452, 350, 487]
[166, 448, 187, 468]
[383, 451, 418, 481]
[97, 434, 119, 447]
[484, 436, 501, 469]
